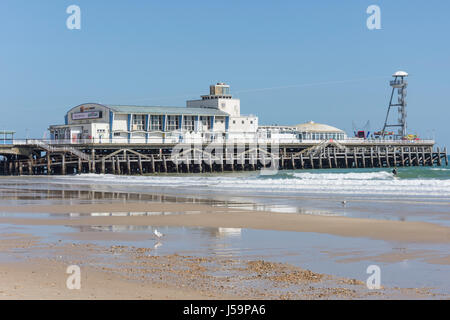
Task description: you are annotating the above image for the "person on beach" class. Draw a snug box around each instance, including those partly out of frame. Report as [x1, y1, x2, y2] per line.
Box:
[392, 167, 398, 176]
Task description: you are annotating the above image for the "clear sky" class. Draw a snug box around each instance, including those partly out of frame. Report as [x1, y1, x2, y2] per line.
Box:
[1, 0, 449, 148]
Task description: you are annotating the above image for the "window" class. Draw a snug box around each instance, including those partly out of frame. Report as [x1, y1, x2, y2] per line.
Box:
[113, 132, 121, 137]
[150, 115, 162, 131]
[132, 114, 145, 131]
[233, 120, 236, 124]
[242, 120, 244, 124]
[200, 116, 211, 131]
[167, 115, 180, 131]
[250, 121, 253, 124]
[183, 116, 195, 131]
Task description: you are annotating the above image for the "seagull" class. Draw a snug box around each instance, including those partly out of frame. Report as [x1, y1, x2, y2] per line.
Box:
[341, 200, 347, 207]
[154, 242, 162, 249]
[153, 229, 163, 238]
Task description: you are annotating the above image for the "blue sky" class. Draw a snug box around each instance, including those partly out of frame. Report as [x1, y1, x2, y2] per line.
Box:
[0, 0, 449, 147]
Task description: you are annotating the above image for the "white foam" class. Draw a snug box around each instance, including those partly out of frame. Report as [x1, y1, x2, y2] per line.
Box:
[49, 172, 450, 198]
[290, 171, 393, 180]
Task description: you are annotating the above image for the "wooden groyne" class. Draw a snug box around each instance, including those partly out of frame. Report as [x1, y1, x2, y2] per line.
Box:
[0, 141, 448, 175]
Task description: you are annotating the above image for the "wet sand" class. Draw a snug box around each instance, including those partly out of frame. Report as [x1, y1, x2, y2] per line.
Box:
[0, 232, 440, 300]
[1, 183, 449, 299]
[0, 202, 449, 244]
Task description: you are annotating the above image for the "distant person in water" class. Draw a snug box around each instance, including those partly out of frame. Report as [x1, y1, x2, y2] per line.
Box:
[392, 168, 398, 176]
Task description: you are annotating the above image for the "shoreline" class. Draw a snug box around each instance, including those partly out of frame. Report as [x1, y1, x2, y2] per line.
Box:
[0, 202, 449, 244]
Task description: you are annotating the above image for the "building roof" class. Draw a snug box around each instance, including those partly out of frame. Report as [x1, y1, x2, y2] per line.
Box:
[393, 70, 408, 77]
[294, 121, 344, 133]
[106, 105, 229, 116]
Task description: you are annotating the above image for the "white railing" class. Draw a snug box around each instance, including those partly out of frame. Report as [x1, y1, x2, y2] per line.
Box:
[12, 137, 436, 147]
[16, 139, 90, 160]
[341, 138, 435, 145]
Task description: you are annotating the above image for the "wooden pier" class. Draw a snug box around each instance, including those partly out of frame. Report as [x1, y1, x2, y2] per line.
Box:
[0, 140, 448, 176]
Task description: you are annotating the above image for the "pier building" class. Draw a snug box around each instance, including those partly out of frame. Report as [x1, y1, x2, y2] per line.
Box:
[0, 74, 448, 175]
[49, 83, 258, 145]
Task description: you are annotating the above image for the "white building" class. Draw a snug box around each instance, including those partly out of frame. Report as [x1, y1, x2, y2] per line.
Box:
[49, 83, 346, 145]
[49, 83, 258, 144]
[258, 121, 346, 143]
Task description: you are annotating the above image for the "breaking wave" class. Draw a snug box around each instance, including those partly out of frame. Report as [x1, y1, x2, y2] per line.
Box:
[49, 166, 450, 198]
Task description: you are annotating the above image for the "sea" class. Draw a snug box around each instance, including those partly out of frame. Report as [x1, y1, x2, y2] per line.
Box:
[13, 163, 447, 226]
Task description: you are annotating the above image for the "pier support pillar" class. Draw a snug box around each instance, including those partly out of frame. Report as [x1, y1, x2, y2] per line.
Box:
[421, 148, 426, 167]
[61, 154, 66, 175]
[151, 155, 155, 173]
[47, 154, 51, 175]
[101, 158, 106, 174]
[428, 147, 433, 166]
[401, 148, 405, 167]
[370, 148, 374, 168]
[362, 151, 366, 168]
[327, 150, 331, 168]
[78, 158, 82, 173]
[116, 156, 121, 175]
[437, 147, 441, 166]
[445, 147, 448, 166]
[416, 148, 420, 166]
[28, 160, 33, 175]
[138, 155, 143, 174]
[111, 157, 116, 174]
[163, 156, 168, 172]
[385, 148, 390, 168]
[91, 149, 96, 173]
[127, 155, 131, 174]
[393, 147, 397, 167]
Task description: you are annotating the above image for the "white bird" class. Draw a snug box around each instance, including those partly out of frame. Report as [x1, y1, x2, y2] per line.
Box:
[154, 242, 162, 249]
[153, 229, 163, 238]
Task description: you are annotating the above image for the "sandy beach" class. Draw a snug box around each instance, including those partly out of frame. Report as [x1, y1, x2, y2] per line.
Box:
[1, 176, 449, 299]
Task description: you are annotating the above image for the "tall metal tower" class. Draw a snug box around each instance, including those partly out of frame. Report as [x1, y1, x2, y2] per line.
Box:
[382, 71, 408, 139]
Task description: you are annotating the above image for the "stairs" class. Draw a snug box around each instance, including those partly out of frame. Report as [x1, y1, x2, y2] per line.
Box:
[30, 140, 90, 161]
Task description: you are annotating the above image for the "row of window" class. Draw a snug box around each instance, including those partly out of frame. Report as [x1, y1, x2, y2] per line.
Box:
[131, 115, 223, 132]
[232, 119, 254, 125]
[300, 133, 345, 140]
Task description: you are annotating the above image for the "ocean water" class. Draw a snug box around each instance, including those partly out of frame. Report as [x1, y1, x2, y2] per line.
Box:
[51, 164, 450, 197]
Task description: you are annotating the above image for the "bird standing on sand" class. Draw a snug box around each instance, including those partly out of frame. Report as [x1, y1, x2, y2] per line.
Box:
[154, 229, 163, 238]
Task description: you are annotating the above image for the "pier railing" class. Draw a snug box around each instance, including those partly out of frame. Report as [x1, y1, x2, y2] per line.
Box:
[11, 137, 436, 146]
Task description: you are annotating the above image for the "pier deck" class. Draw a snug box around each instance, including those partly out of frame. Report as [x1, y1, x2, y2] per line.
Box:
[0, 140, 447, 175]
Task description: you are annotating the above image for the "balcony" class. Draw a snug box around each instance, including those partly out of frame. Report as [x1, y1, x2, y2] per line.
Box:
[390, 80, 407, 88]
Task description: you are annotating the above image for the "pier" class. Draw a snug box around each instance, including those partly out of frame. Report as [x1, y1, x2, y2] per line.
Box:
[0, 139, 447, 176]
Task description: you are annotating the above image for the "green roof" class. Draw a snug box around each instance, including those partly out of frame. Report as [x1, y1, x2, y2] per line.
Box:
[106, 105, 229, 116]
